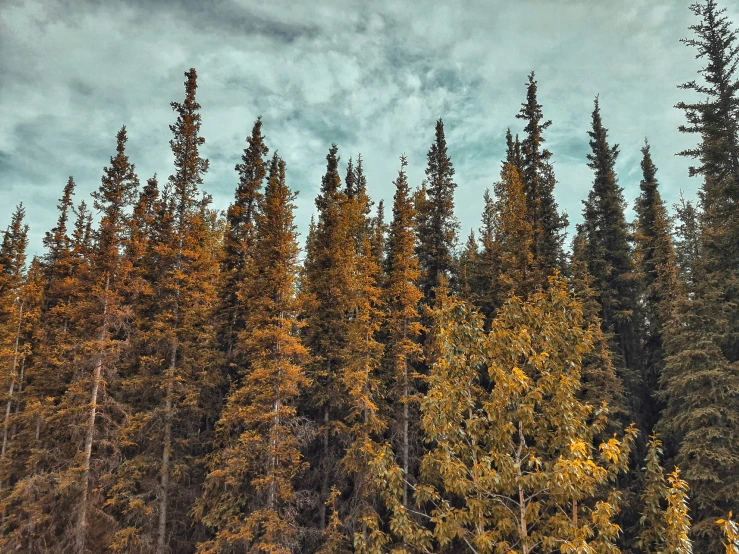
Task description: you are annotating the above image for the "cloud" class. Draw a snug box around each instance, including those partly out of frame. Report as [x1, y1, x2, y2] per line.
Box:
[0, 0, 725, 255]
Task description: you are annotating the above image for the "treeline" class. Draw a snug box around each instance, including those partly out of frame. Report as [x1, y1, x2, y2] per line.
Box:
[1, 1, 739, 553]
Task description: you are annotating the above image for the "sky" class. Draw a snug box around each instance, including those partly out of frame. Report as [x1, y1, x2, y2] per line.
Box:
[1, 0, 733, 256]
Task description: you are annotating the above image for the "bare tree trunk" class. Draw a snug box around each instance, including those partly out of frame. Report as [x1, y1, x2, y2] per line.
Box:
[157, 340, 177, 554]
[77, 276, 109, 554]
[403, 360, 409, 508]
[268, 330, 283, 511]
[320, 404, 330, 531]
[573, 499, 578, 527]
[516, 421, 529, 554]
[1, 301, 23, 484]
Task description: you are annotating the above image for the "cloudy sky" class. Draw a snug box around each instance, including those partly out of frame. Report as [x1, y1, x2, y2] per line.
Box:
[1, 0, 733, 255]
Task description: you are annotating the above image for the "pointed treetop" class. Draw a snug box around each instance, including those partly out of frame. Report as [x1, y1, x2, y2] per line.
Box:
[169, 67, 209, 212]
[516, 71, 552, 147]
[640, 139, 659, 190]
[316, 143, 341, 211]
[587, 96, 620, 174]
[344, 156, 355, 199]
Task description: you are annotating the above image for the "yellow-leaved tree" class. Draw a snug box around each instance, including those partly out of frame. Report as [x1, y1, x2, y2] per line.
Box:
[369, 276, 637, 554]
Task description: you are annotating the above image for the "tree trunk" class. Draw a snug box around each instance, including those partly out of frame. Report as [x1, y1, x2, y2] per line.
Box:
[77, 276, 109, 554]
[403, 359, 409, 508]
[1, 301, 23, 480]
[320, 404, 330, 531]
[157, 340, 177, 554]
[517, 421, 529, 554]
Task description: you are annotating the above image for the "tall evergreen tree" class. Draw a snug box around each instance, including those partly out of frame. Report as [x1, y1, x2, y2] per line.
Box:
[570, 228, 627, 430]
[334, 159, 385, 552]
[0, 205, 30, 486]
[196, 155, 309, 554]
[658, 207, 739, 550]
[581, 97, 643, 425]
[676, 0, 739, 362]
[415, 119, 459, 303]
[475, 189, 498, 324]
[301, 144, 356, 538]
[633, 141, 680, 433]
[490, 163, 536, 302]
[504, 128, 523, 175]
[515, 72, 567, 281]
[107, 69, 222, 553]
[381, 156, 424, 515]
[218, 117, 269, 363]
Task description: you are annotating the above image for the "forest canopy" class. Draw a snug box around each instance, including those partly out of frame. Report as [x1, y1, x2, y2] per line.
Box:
[1, 1, 739, 553]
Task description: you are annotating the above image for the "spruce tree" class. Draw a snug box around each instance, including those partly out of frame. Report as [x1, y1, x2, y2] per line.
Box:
[658, 226, 739, 549]
[218, 117, 269, 364]
[457, 230, 479, 304]
[73, 125, 139, 552]
[633, 141, 680, 433]
[676, 0, 739, 363]
[415, 119, 459, 303]
[504, 128, 523, 175]
[334, 155, 386, 551]
[490, 163, 535, 302]
[301, 144, 356, 537]
[0, 205, 30, 485]
[381, 155, 424, 515]
[515, 72, 567, 282]
[196, 155, 309, 554]
[570, 228, 627, 429]
[475, 189, 498, 324]
[107, 69, 222, 553]
[581, 97, 643, 425]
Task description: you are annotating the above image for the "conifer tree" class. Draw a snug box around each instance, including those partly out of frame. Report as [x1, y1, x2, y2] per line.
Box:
[570, 229, 627, 429]
[633, 141, 680, 432]
[301, 144, 356, 536]
[581, 97, 643, 424]
[676, 0, 739, 363]
[415, 119, 459, 303]
[218, 117, 269, 363]
[658, 238, 739, 549]
[504, 128, 523, 175]
[490, 163, 536, 302]
[515, 72, 567, 282]
[332, 155, 386, 551]
[107, 69, 222, 553]
[381, 156, 423, 514]
[196, 155, 309, 554]
[68, 125, 139, 552]
[0, 205, 30, 485]
[457, 230, 478, 304]
[672, 196, 701, 283]
[475, 189, 498, 324]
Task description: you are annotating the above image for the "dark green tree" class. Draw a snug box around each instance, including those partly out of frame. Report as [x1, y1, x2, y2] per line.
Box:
[515, 72, 568, 281]
[676, 0, 739, 363]
[415, 119, 459, 303]
[581, 97, 643, 425]
[218, 117, 269, 364]
[633, 141, 680, 433]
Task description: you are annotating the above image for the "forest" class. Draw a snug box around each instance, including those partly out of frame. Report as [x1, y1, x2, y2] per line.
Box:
[1, 0, 739, 552]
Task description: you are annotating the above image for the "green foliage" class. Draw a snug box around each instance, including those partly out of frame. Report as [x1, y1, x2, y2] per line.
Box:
[371, 276, 637, 554]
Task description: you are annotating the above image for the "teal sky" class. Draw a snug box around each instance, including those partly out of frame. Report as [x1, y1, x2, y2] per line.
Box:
[2, 0, 734, 254]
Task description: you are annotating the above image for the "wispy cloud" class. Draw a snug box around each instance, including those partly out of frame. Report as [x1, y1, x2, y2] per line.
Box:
[2, 0, 726, 253]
